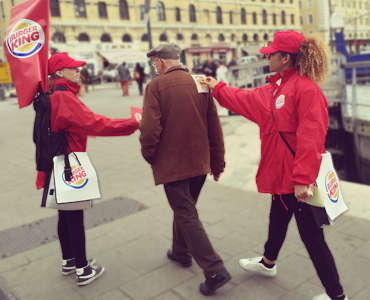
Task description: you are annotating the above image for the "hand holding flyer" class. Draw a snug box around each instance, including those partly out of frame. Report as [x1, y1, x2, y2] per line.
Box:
[131, 106, 143, 122]
[191, 75, 209, 93]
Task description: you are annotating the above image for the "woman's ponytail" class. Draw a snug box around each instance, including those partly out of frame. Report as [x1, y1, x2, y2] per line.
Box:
[296, 34, 332, 83]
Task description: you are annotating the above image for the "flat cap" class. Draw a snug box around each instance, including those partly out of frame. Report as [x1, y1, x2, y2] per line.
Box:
[147, 43, 181, 59]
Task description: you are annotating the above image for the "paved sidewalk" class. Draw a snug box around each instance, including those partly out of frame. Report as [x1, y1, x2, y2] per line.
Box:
[0, 83, 369, 300]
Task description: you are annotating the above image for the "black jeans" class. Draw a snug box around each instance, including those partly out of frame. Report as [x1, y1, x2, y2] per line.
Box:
[164, 174, 224, 278]
[58, 210, 87, 268]
[264, 193, 343, 299]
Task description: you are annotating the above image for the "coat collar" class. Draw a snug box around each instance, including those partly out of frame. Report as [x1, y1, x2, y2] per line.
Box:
[54, 78, 81, 95]
[266, 67, 296, 88]
[164, 66, 189, 74]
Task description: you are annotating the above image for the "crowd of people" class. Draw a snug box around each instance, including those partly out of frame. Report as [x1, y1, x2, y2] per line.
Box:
[40, 30, 347, 300]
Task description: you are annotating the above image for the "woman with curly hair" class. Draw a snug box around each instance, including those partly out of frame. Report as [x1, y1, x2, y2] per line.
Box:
[201, 31, 346, 300]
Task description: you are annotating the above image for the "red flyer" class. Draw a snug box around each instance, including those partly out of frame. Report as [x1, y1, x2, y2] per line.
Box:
[131, 106, 143, 122]
[3, 0, 49, 108]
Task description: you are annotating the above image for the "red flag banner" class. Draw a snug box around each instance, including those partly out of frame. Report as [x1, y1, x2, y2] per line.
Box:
[3, 0, 49, 109]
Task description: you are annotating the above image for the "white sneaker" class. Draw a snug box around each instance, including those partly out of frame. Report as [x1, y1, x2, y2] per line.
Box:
[238, 256, 276, 277]
[313, 293, 348, 300]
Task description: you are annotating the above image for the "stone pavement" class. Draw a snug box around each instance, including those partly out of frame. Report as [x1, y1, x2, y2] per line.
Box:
[0, 82, 369, 300]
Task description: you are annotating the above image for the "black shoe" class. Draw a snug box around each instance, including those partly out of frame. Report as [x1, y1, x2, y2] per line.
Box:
[76, 264, 105, 286]
[62, 258, 96, 275]
[199, 268, 231, 296]
[167, 249, 192, 267]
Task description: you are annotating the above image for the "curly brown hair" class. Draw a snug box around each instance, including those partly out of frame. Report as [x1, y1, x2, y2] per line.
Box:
[295, 34, 332, 83]
[47, 72, 61, 92]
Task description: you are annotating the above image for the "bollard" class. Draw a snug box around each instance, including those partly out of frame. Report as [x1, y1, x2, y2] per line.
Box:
[0, 88, 5, 101]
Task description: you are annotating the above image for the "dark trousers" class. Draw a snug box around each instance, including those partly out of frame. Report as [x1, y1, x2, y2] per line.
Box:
[164, 175, 224, 278]
[137, 81, 143, 95]
[264, 194, 343, 299]
[58, 210, 87, 268]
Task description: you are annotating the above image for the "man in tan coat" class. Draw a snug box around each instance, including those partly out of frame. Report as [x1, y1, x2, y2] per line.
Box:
[139, 43, 231, 296]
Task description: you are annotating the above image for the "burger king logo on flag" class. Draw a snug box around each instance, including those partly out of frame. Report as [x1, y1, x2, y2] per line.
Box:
[6, 19, 45, 59]
[325, 170, 339, 203]
[62, 165, 89, 189]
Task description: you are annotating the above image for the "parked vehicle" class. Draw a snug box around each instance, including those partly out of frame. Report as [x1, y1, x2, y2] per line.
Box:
[85, 58, 102, 84]
[237, 56, 258, 65]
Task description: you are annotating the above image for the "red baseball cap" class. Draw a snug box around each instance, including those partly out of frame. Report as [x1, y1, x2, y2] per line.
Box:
[259, 31, 305, 54]
[48, 52, 85, 75]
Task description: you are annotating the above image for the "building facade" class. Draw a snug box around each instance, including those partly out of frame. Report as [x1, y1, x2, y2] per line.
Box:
[300, 0, 370, 53]
[1, 0, 302, 72]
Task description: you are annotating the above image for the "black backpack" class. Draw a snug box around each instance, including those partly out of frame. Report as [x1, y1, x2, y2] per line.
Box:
[33, 86, 72, 181]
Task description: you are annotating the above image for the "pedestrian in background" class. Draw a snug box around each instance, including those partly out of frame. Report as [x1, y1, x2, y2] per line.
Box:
[201, 57, 217, 78]
[134, 62, 145, 96]
[201, 31, 347, 300]
[42, 52, 138, 286]
[79, 65, 89, 93]
[216, 60, 228, 85]
[118, 62, 131, 96]
[139, 43, 231, 296]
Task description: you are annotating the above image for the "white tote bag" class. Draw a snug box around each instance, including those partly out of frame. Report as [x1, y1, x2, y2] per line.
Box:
[44, 170, 92, 210]
[307, 152, 348, 221]
[53, 152, 100, 204]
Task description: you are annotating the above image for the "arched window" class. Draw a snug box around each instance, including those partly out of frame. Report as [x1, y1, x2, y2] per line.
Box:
[191, 33, 198, 41]
[252, 12, 257, 24]
[262, 10, 267, 25]
[119, 0, 129, 20]
[241, 8, 246, 24]
[189, 4, 196, 22]
[291, 14, 294, 24]
[141, 34, 149, 41]
[50, 0, 61, 17]
[281, 0, 284, 2]
[272, 13, 276, 25]
[101, 33, 111, 42]
[242, 33, 248, 42]
[263, 33, 268, 41]
[281, 11, 286, 25]
[52, 32, 65, 43]
[78, 33, 89, 42]
[253, 34, 259, 41]
[216, 7, 222, 24]
[159, 33, 167, 41]
[205, 34, 212, 41]
[229, 11, 233, 24]
[175, 7, 181, 21]
[231, 33, 235, 41]
[122, 34, 132, 42]
[218, 34, 225, 41]
[157, 2, 165, 21]
[177, 33, 183, 40]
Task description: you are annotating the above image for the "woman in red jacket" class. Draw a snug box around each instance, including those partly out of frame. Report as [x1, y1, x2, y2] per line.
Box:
[202, 31, 346, 300]
[41, 52, 137, 286]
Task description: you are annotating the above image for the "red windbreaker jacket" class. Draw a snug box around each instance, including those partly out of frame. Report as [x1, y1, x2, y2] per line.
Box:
[213, 67, 328, 195]
[36, 78, 137, 189]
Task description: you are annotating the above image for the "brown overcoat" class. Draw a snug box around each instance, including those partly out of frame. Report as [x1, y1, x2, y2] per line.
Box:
[139, 66, 225, 185]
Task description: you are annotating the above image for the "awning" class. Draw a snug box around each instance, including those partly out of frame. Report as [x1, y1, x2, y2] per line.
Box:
[185, 48, 212, 54]
[212, 42, 231, 53]
[98, 51, 148, 63]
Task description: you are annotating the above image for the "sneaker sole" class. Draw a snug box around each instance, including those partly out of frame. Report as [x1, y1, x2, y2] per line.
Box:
[238, 261, 276, 277]
[77, 267, 105, 286]
[200, 274, 231, 296]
